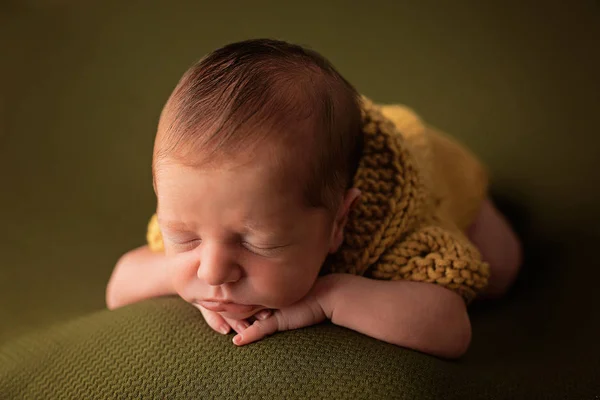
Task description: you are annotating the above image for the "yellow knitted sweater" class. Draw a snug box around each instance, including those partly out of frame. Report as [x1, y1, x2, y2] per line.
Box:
[146, 99, 491, 303]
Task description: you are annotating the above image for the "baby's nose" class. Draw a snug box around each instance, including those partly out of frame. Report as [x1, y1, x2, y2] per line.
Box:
[197, 261, 242, 286]
[196, 245, 242, 286]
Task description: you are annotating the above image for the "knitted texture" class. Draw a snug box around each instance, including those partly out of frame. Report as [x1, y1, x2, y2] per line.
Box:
[326, 98, 429, 277]
[146, 99, 490, 302]
[371, 226, 489, 302]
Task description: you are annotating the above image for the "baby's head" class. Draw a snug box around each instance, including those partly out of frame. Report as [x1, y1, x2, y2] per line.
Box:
[153, 39, 363, 319]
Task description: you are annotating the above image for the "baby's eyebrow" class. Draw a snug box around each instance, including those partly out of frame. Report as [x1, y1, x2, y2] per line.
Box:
[157, 218, 195, 233]
[243, 219, 277, 234]
[243, 220, 289, 240]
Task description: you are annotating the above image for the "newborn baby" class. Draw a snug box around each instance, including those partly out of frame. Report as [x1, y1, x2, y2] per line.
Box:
[106, 38, 522, 359]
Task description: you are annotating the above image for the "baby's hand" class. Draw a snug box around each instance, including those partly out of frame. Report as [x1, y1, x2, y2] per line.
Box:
[231, 275, 338, 346]
[193, 303, 271, 336]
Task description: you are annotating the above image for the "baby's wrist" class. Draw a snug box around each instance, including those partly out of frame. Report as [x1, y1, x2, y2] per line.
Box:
[314, 273, 350, 320]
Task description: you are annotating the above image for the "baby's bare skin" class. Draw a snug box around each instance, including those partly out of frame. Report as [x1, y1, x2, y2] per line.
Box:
[107, 193, 521, 357]
[467, 198, 522, 299]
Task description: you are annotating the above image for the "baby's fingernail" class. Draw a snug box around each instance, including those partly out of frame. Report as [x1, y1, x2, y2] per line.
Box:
[239, 321, 250, 331]
[219, 325, 230, 335]
[255, 309, 272, 320]
[233, 335, 241, 345]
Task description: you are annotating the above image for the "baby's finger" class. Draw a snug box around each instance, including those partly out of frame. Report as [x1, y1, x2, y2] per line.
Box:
[233, 315, 279, 346]
[194, 304, 231, 335]
[253, 309, 273, 321]
[222, 316, 252, 334]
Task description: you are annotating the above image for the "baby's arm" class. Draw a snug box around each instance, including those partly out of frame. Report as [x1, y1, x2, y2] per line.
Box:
[236, 273, 471, 358]
[105, 245, 176, 310]
[323, 274, 471, 358]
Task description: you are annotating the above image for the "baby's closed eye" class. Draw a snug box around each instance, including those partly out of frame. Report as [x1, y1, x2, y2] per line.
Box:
[242, 242, 290, 257]
[164, 232, 290, 257]
[167, 237, 201, 252]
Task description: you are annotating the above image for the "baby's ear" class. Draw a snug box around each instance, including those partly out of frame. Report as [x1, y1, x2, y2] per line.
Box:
[329, 188, 361, 253]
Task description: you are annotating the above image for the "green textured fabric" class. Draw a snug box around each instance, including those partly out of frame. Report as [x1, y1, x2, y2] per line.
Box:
[2, 288, 600, 399]
[1, 0, 600, 398]
[2, 299, 470, 399]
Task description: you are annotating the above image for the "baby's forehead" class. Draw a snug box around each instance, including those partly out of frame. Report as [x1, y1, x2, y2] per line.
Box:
[156, 143, 308, 199]
[154, 153, 316, 236]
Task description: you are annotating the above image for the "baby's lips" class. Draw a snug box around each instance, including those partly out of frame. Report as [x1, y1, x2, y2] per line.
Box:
[198, 301, 258, 314]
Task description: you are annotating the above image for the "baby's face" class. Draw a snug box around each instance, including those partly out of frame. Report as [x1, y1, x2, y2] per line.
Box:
[155, 154, 336, 320]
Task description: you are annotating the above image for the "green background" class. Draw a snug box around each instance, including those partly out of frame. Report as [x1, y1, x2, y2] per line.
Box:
[1, 0, 599, 353]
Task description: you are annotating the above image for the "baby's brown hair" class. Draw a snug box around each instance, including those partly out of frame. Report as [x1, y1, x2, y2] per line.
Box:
[153, 38, 363, 213]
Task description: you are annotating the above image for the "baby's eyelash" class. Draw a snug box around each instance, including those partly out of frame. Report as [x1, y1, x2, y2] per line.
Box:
[166, 237, 286, 256]
[170, 238, 201, 248]
[244, 242, 275, 249]
[242, 242, 286, 255]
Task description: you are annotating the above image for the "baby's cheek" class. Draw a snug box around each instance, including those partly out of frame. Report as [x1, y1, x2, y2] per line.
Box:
[168, 258, 200, 300]
[170, 273, 192, 301]
[260, 267, 316, 307]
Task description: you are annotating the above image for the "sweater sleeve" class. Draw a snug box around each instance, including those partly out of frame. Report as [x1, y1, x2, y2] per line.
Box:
[369, 224, 490, 303]
[146, 213, 165, 253]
